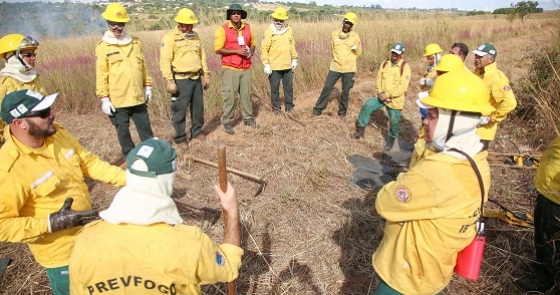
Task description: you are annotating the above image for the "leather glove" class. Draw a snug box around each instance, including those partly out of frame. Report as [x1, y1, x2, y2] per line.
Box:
[166, 80, 178, 94]
[479, 116, 492, 126]
[351, 45, 358, 50]
[48, 198, 99, 233]
[264, 64, 272, 75]
[100, 97, 115, 116]
[291, 59, 298, 69]
[419, 77, 427, 86]
[425, 78, 434, 87]
[202, 75, 210, 90]
[144, 86, 152, 103]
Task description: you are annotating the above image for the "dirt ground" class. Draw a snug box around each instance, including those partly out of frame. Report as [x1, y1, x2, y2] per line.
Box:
[0, 30, 556, 294]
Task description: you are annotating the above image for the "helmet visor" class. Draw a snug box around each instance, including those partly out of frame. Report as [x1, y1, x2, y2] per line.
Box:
[16, 35, 39, 56]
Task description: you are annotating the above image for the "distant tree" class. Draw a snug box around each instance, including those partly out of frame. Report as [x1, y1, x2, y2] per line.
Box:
[509, 1, 543, 21]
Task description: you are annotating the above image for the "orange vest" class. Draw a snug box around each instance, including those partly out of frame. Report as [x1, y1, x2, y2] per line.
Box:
[221, 22, 252, 70]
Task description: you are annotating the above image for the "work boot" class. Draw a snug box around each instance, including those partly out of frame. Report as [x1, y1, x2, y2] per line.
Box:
[244, 119, 257, 128]
[353, 127, 365, 139]
[273, 109, 281, 116]
[223, 123, 234, 135]
[515, 274, 555, 293]
[383, 136, 395, 152]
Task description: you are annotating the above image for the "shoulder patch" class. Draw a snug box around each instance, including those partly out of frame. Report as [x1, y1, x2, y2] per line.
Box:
[395, 186, 411, 203]
[504, 85, 511, 91]
[215, 252, 225, 266]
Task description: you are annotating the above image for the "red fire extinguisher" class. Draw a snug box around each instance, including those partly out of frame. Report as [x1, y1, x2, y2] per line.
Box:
[455, 220, 486, 281]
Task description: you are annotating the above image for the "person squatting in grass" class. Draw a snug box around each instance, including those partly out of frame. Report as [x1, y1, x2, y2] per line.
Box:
[472, 42, 517, 150]
[96, 3, 154, 157]
[312, 12, 362, 120]
[0, 89, 126, 295]
[352, 42, 411, 152]
[371, 71, 495, 295]
[0, 34, 47, 144]
[69, 138, 243, 295]
[260, 7, 298, 115]
[214, 3, 257, 135]
[160, 8, 210, 149]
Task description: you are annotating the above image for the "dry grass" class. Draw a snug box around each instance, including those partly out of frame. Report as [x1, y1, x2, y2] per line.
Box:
[1, 12, 560, 295]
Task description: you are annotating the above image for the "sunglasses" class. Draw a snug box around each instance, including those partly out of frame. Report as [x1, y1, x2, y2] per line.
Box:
[25, 107, 51, 119]
[21, 52, 37, 58]
[230, 11, 242, 16]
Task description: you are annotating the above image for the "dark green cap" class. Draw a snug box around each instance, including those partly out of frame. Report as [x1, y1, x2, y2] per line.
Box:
[127, 138, 177, 178]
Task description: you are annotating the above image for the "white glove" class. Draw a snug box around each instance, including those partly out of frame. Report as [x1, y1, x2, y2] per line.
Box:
[351, 45, 358, 50]
[291, 59, 298, 69]
[425, 78, 434, 87]
[479, 116, 492, 126]
[419, 77, 426, 86]
[144, 86, 152, 103]
[264, 64, 272, 75]
[100, 97, 115, 116]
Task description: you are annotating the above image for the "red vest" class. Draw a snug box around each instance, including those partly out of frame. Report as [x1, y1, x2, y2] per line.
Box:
[221, 22, 252, 69]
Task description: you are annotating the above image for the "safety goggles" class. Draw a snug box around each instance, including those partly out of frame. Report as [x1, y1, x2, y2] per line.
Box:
[21, 52, 37, 58]
[25, 107, 51, 119]
[107, 22, 125, 30]
[15, 35, 39, 56]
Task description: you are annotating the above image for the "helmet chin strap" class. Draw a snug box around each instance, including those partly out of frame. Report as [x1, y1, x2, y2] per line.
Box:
[16, 53, 32, 70]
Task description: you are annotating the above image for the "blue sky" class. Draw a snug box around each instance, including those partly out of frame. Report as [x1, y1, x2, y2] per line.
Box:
[289, 0, 558, 11]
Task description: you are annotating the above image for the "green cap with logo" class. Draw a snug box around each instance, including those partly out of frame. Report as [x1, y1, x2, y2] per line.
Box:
[391, 42, 405, 54]
[126, 138, 177, 178]
[473, 42, 497, 58]
[0, 89, 57, 124]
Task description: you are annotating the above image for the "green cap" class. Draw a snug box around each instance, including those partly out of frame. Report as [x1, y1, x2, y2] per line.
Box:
[226, 3, 247, 20]
[126, 138, 177, 178]
[0, 89, 58, 124]
[391, 42, 405, 54]
[473, 42, 497, 57]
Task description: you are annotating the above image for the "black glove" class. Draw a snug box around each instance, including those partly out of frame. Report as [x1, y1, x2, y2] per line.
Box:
[48, 198, 99, 233]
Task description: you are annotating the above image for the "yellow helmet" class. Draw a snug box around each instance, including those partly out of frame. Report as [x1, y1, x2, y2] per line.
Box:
[420, 71, 495, 115]
[435, 54, 464, 72]
[424, 43, 443, 57]
[102, 3, 130, 23]
[0, 34, 39, 56]
[271, 7, 288, 20]
[343, 12, 358, 24]
[175, 8, 198, 24]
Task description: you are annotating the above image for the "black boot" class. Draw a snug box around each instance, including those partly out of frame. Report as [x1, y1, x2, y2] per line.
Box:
[223, 123, 234, 135]
[353, 127, 365, 139]
[383, 136, 395, 152]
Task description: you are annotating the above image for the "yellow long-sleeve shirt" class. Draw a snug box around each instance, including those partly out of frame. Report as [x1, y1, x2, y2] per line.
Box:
[474, 62, 517, 141]
[373, 151, 490, 295]
[535, 136, 560, 205]
[70, 221, 243, 294]
[160, 28, 209, 81]
[0, 123, 125, 267]
[329, 30, 361, 73]
[377, 59, 411, 110]
[260, 24, 298, 71]
[95, 37, 152, 108]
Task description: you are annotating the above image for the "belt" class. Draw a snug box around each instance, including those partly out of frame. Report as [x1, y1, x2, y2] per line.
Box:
[174, 71, 200, 77]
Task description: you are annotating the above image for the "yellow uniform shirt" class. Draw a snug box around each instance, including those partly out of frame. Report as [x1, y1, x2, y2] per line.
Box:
[474, 62, 517, 141]
[329, 30, 361, 73]
[160, 28, 209, 81]
[377, 59, 411, 110]
[260, 25, 298, 71]
[95, 37, 152, 108]
[535, 136, 560, 205]
[373, 151, 490, 295]
[0, 123, 125, 267]
[70, 221, 244, 294]
[0, 75, 47, 140]
[420, 66, 437, 92]
[213, 21, 256, 71]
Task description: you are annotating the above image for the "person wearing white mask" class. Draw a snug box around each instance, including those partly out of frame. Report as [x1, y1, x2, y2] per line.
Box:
[0, 34, 46, 143]
[69, 138, 243, 294]
[95, 3, 154, 157]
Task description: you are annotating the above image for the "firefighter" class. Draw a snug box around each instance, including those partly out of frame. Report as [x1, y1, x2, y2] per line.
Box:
[70, 138, 243, 294]
[261, 7, 298, 115]
[96, 3, 154, 156]
[352, 42, 411, 152]
[214, 3, 257, 135]
[0, 34, 47, 143]
[160, 8, 210, 148]
[472, 42, 517, 150]
[419, 43, 442, 92]
[0, 90, 125, 295]
[372, 71, 495, 294]
[311, 12, 361, 119]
